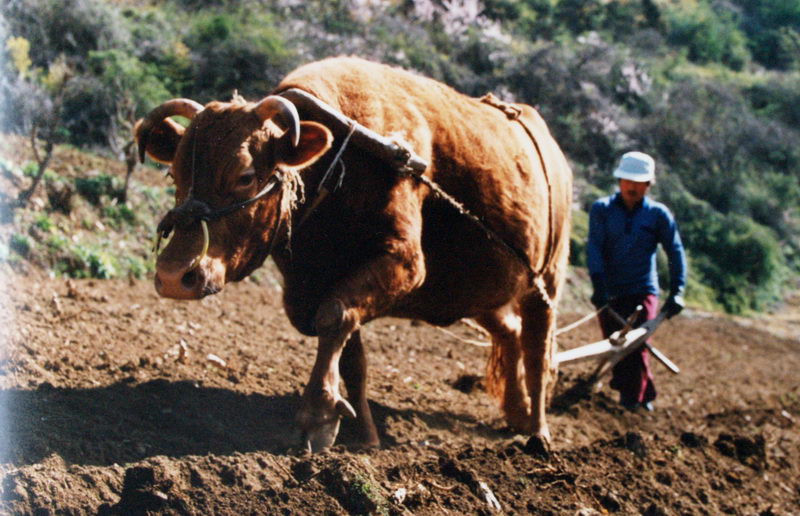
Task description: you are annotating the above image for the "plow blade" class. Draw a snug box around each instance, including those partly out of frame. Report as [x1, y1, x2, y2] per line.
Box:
[555, 309, 678, 380]
[555, 327, 649, 365]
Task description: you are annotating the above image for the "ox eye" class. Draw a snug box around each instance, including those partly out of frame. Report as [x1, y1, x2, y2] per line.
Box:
[236, 170, 256, 188]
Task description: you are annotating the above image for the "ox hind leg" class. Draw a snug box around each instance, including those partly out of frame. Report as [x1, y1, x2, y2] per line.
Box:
[475, 304, 532, 433]
[339, 330, 380, 449]
[518, 291, 558, 449]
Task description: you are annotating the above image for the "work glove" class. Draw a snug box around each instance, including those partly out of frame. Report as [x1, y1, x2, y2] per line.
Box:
[590, 274, 607, 309]
[662, 293, 685, 319]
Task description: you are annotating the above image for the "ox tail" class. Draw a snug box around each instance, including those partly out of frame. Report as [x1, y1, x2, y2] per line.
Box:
[485, 339, 506, 403]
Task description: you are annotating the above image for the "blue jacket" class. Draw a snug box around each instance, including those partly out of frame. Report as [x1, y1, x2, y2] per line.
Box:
[587, 193, 686, 298]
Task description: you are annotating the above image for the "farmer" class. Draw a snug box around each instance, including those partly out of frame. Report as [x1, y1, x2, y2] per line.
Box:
[587, 151, 687, 411]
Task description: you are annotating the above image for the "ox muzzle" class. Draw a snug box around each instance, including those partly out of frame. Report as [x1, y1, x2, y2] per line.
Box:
[153, 173, 284, 297]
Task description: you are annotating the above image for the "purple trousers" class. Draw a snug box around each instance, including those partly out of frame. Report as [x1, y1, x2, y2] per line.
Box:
[597, 293, 658, 405]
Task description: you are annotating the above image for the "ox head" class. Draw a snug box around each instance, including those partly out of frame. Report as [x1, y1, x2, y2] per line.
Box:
[136, 95, 333, 299]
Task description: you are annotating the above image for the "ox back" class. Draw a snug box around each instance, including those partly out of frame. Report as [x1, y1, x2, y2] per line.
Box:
[274, 57, 572, 330]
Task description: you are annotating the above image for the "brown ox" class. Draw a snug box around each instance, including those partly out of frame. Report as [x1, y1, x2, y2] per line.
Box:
[136, 57, 572, 453]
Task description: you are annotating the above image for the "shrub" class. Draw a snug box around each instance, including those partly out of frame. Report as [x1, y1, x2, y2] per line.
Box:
[663, 1, 750, 70]
[22, 161, 39, 177]
[45, 233, 68, 252]
[746, 75, 800, 128]
[183, 9, 294, 100]
[45, 177, 74, 214]
[659, 176, 787, 313]
[33, 213, 54, 232]
[57, 243, 118, 279]
[60, 50, 172, 148]
[74, 173, 117, 205]
[9, 233, 31, 257]
[738, 0, 800, 70]
[643, 77, 752, 212]
[122, 255, 151, 279]
[554, 0, 606, 35]
[2, 0, 131, 67]
[85, 249, 117, 279]
[102, 203, 136, 228]
[569, 208, 588, 267]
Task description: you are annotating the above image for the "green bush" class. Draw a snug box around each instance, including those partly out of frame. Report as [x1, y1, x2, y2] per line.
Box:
[2, 0, 131, 67]
[75, 173, 118, 205]
[57, 244, 118, 279]
[9, 233, 31, 257]
[661, 177, 787, 313]
[738, 0, 800, 70]
[664, 1, 750, 70]
[183, 9, 294, 99]
[102, 203, 136, 228]
[1, 0, 799, 314]
[746, 76, 800, 128]
[22, 162, 39, 177]
[122, 255, 152, 279]
[65, 49, 173, 147]
[45, 233, 68, 252]
[569, 208, 588, 267]
[33, 213, 54, 232]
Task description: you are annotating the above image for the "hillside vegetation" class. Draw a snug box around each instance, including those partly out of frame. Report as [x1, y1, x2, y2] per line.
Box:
[1, 0, 799, 314]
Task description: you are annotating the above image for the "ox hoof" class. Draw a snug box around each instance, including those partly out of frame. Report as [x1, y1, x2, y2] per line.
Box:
[523, 435, 551, 459]
[302, 419, 342, 453]
[297, 397, 355, 453]
[300, 399, 356, 453]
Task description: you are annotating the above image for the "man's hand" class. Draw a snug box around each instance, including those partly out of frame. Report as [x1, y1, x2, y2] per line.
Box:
[590, 274, 607, 309]
[662, 294, 685, 318]
[590, 289, 607, 309]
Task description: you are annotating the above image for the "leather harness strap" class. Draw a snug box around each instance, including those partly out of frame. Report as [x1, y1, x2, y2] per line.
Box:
[479, 93, 556, 307]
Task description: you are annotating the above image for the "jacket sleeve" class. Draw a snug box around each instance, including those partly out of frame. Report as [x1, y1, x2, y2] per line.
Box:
[587, 201, 606, 280]
[659, 207, 687, 294]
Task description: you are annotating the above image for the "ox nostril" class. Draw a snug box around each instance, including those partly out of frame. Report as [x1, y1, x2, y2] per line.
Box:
[181, 269, 199, 290]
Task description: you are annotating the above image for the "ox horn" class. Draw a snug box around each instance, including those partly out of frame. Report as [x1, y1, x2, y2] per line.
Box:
[137, 99, 205, 163]
[253, 95, 300, 147]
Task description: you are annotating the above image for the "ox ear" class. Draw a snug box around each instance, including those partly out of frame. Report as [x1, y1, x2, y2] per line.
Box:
[134, 117, 186, 165]
[278, 121, 333, 169]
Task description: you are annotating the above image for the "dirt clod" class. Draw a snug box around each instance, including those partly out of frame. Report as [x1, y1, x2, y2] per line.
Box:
[599, 491, 622, 512]
[642, 503, 669, 516]
[680, 431, 707, 448]
[452, 374, 485, 394]
[107, 466, 182, 515]
[616, 432, 647, 458]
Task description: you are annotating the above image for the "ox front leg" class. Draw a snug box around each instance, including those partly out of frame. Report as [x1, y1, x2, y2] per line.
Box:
[340, 330, 380, 449]
[519, 293, 557, 454]
[297, 183, 426, 452]
[297, 299, 359, 453]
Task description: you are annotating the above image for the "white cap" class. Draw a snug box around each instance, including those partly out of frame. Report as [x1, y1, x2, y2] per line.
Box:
[613, 151, 655, 182]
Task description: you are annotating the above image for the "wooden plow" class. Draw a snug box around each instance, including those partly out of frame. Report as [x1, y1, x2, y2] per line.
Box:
[555, 305, 680, 385]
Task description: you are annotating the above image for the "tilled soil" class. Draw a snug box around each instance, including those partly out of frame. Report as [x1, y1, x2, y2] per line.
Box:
[1, 270, 798, 515]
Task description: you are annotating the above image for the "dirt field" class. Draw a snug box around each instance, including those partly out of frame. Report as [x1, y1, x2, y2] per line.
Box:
[0, 268, 797, 515]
